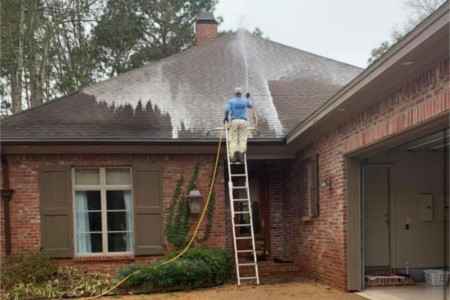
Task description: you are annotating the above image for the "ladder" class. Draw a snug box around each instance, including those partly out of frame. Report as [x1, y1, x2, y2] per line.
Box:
[224, 123, 260, 285]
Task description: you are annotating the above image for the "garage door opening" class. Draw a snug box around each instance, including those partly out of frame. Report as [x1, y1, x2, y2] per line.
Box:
[354, 128, 449, 299]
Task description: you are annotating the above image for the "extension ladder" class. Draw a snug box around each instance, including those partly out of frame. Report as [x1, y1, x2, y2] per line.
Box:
[224, 123, 260, 285]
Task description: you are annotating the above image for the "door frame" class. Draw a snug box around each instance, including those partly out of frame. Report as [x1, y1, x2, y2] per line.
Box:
[363, 164, 395, 269]
[346, 113, 448, 291]
[248, 161, 270, 253]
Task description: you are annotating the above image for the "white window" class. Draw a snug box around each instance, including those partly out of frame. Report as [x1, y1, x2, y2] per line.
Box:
[73, 168, 133, 255]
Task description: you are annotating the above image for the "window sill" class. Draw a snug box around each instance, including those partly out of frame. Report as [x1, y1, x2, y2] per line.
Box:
[73, 254, 135, 262]
[301, 216, 313, 222]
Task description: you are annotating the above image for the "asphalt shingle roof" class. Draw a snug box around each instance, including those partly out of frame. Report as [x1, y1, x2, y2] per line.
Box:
[1, 30, 362, 143]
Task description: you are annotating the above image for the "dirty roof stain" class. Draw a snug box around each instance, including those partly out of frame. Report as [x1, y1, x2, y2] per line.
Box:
[83, 30, 361, 139]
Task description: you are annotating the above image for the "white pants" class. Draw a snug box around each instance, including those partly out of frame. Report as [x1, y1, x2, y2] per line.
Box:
[229, 119, 248, 159]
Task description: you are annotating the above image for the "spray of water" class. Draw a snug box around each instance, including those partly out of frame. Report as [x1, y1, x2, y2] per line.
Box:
[238, 30, 249, 93]
[237, 16, 249, 93]
[83, 28, 360, 139]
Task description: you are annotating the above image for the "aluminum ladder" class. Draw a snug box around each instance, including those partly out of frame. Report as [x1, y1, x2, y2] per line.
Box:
[224, 123, 260, 285]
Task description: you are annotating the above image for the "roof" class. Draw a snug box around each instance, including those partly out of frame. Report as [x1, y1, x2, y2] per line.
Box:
[1, 30, 362, 144]
[286, 2, 450, 148]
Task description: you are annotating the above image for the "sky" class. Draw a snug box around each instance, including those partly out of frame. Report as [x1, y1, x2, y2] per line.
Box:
[215, 0, 412, 68]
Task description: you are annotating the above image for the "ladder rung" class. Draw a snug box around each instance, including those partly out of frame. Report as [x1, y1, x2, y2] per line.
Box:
[233, 186, 247, 189]
[234, 224, 251, 227]
[231, 174, 246, 177]
[240, 276, 258, 280]
[230, 162, 244, 165]
[234, 211, 250, 214]
[238, 263, 256, 266]
[233, 198, 249, 202]
[236, 250, 254, 253]
[236, 237, 252, 240]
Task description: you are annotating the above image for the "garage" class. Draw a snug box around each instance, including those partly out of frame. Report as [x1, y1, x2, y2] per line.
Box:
[347, 117, 449, 299]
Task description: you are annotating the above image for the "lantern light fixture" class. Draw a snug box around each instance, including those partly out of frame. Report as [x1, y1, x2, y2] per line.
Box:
[187, 183, 203, 214]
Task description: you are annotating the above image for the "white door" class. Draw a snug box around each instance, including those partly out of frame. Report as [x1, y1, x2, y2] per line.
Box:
[364, 166, 390, 267]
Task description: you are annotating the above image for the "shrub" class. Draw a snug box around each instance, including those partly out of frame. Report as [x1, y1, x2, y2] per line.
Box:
[165, 247, 232, 285]
[0, 252, 113, 300]
[7, 282, 61, 300]
[117, 247, 232, 292]
[118, 258, 212, 291]
[0, 252, 57, 289]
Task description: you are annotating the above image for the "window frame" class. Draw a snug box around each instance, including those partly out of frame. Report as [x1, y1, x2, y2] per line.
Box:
[72, 167, 134, 256]
[299, 154, 319, 219]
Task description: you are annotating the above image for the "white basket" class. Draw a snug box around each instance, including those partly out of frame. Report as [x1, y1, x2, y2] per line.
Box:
[424, 270, 449, 286]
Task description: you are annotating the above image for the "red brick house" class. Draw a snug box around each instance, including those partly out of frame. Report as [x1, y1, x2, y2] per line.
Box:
[1, 5, 449, 292]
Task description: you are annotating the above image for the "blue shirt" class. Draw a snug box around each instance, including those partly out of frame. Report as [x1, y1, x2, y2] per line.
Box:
[225, 97, 253, 120]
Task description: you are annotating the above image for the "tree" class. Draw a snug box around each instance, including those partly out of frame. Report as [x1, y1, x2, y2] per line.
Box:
[92, 0, 145, 77]
[1, 0, 25, 113]
[218, 27, 267, 38]
[368, 0, 446, 64]
[93, 0, 218, 75]
[1, 0, 219, 115]
[1, 0, 102, 112]
[48, 0, 102, 95]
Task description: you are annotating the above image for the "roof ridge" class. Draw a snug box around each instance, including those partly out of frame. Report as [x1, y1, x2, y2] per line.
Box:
[241, 30, 363, 70]
[1, 91, 82, 122]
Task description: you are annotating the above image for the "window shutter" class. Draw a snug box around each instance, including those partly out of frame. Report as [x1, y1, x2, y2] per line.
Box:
[310, 153, 319, 217]
[39, 165, 73, 258]
[133, 165, 164, 255]
[298, 160, 305, 217]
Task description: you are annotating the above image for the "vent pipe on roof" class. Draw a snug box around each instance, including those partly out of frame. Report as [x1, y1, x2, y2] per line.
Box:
[196, 12, 218, 46]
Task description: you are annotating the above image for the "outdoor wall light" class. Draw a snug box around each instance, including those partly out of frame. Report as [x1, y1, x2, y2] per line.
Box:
[320, 178, 332, 190]
[187, 184, 203, 215]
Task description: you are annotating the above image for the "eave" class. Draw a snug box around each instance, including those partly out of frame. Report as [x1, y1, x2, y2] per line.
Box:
[286, 3, 450, 149]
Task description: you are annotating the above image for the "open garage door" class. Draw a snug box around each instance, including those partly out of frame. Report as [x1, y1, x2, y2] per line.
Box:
[346, 116, 449, 292]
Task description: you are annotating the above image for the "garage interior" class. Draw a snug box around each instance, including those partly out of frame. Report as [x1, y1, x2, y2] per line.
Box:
[359, 128, 449, 299]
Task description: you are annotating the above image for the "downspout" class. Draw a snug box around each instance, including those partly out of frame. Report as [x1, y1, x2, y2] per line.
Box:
[1, 154, 13, 255]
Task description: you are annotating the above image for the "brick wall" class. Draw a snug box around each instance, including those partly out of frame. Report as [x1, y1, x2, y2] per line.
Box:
[196, 23, 218, 46]
[285, 57, 449, 291]
[224, 160, 296, 260]
[0, 153, 227, 272]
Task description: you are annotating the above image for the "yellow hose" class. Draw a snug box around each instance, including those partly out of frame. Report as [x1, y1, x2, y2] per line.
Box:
[83, 127, 225, 299]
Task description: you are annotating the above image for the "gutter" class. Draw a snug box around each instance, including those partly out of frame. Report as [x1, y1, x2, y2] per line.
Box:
[0, 138, 287, 146]
[1, 154, 13, 256]
[286, 3, 449, 145]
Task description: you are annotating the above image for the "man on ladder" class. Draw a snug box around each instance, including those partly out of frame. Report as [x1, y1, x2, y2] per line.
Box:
[224, 87, 253, 162]
[223, 87, 259, 285]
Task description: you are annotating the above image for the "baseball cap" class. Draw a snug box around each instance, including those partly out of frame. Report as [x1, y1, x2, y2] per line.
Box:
[234, 87, 243, 94]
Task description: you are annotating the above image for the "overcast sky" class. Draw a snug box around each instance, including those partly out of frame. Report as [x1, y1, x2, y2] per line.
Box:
[215, 0, 411, 68]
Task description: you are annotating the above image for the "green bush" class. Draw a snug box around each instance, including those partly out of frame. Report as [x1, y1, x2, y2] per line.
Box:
[0, 252, 57, 289]
[118, 247, 232, 292]
[166, 247, 232, 285]
[118, 259, 212, 291]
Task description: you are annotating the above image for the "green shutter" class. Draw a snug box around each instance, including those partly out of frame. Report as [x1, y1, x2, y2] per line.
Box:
[133, 165, 164, 255]
[310, 154, 319, 217]
[298, 160, 305, 217]
[39, 165, 73, 258]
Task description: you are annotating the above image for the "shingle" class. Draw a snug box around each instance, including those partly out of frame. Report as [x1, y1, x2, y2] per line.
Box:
[1, 30, 362, 143]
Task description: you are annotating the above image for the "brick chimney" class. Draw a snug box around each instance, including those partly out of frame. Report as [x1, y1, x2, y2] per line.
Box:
[196, 12, 218, 46]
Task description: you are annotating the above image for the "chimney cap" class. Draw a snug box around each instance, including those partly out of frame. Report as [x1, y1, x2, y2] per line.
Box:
[197, 12, 218, 24]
